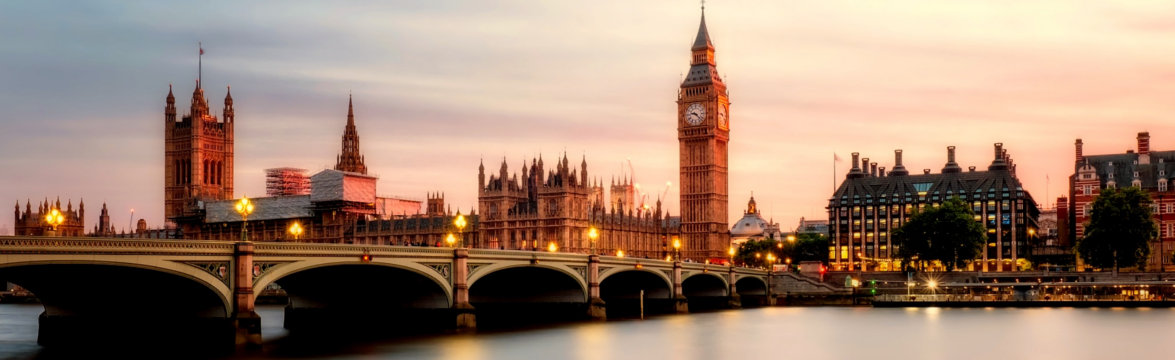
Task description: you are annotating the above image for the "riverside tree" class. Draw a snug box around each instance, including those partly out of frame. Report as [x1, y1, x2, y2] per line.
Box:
[1077, 187, 1155, 272]
[892, 197, 986, 271]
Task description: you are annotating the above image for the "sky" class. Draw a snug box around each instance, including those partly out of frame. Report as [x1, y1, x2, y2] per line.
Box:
[3, 1, 1175, 235]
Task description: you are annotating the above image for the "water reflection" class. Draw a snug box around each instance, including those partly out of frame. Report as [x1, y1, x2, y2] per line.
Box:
[0, 304, 1173, 359]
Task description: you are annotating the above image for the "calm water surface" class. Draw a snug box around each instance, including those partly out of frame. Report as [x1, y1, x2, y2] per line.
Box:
[0, 304, 1172, 359]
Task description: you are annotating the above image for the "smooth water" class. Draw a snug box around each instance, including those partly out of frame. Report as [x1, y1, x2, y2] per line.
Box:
[0, 304, 1172, 359]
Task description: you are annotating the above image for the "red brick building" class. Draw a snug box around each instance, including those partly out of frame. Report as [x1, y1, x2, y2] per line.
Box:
[1068, 132, 1174, 271]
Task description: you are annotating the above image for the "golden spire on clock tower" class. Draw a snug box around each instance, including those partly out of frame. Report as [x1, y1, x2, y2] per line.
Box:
[677, 5, 730, 261]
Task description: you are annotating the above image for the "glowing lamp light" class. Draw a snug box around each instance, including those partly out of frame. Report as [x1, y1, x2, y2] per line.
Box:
[454, 214, 467, 229]
[673, 238, 681, 250]
[588, 227, 599, 240]
[446, 233, 456, 247]
[616, 249, 625, 258]
[547, 242, 558, 252]
[360, 253, 373, 262]
[288, 222, 304, 240]
[728, 246, 735, 256]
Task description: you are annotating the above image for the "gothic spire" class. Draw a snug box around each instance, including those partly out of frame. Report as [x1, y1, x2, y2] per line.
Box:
[692, 6, 713, 51]
[334, 94, 367, 174]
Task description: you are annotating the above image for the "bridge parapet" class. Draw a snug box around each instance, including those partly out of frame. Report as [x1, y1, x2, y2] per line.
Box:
[0, 236, 236, 255]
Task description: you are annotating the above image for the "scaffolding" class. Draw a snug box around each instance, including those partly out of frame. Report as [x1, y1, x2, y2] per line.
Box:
[265, 167, 310, 196]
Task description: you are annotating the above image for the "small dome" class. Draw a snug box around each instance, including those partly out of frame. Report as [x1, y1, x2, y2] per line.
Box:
[731, 213, 769, 236]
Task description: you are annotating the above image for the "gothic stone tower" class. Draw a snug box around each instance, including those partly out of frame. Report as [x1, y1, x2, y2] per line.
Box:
[165, 82, 235, 223]
[677, 8, 730, 260]
[334, 95, 368, 174]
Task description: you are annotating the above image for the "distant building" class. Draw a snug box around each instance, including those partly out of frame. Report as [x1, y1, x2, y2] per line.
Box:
[13, 198, 85, 237]
[730, 196, 780, 245]
[164, 82, 234, 225]
[1068, 132, 1174, 271]
[795, 217, 829, 235]
[477, 155, 676, 259]
[265, 168, 310, 196]
[829, 144, 1040, 272]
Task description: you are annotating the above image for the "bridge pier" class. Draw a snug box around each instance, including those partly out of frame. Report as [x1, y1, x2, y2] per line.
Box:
[672, 261, 689, 313]
[586, 254, 606, 321]
[727, 268, 742, 309]
[453, 248, 477, 330]
[233, 242, 262, 347]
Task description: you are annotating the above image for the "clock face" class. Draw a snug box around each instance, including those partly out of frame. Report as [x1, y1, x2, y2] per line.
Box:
[685, 103, 705, 126]
[717, 105, 728, 129]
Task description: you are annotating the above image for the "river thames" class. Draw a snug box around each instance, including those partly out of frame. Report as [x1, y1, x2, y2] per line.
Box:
[1, 304, 1174, 359]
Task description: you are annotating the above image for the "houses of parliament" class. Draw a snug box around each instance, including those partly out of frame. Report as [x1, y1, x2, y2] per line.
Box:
[15, 9, 734, 262]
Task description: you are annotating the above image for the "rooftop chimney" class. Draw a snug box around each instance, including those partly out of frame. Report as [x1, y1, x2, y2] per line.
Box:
[862, 157, 870, 175]
[870, 162, 878, 177]
[879, 166, 886, 177]
[942, 146, 962, 173]
[1138, 132, 1151, 155]
[923, 169, 931, 175]
[848, 152, 864, 178]
[1075, 138, 1084, 164]
[968, 166, 976, 172]
[890, 149, 909, 176]
[989, 143, 1008, 171]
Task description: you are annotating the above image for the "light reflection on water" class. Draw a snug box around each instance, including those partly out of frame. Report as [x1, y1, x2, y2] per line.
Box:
[0, 304, 1172, 359]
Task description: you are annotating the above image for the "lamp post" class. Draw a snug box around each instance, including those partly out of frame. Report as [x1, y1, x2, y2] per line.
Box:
[44, 208, 64, 236]
[446, 233, 456, 247]
[454, 212, 467, 248]
[234, 196, 254, 242]
[672, 237, 682, 262]
[728, 246, 736, 267]
[616, 249, 625, 258]
[588, 226, 599, 255]
[288, 222, 304, 241]
[547, 241, 558, 252]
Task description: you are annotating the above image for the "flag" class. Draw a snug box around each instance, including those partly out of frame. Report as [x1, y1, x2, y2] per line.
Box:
[834, 153, 842, 162]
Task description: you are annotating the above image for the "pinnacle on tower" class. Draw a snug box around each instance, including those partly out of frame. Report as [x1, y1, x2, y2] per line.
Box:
[333, 94, 368, 174]
[693, 7, 714, 51]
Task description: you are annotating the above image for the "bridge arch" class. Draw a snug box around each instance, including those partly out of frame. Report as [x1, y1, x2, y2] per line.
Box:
[0, 258, 232, 315]
[682, 272, 730, 297]
[252, 257, 453, 305]
[735, 276, 769, 296]
[466, 262, 588, 299]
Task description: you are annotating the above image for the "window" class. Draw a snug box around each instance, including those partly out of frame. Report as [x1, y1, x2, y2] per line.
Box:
[1161, 180, 1168, 192]
[1082, 186, 1091, 196]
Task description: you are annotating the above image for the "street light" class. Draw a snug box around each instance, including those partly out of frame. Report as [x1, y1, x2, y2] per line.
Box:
[548, 241, 558, 252]
[446, 233, 456, 247]
[44, 208, 64, 236]
[288, 222, 304, 241]
[787, 234, 796, 243]
[672, 237, 681, 262]
[588, 226, 599, 255]
[616, 249, 625, 258]
[234, 196, 255, 241]
[454, 212, 467, 248]
[927, 280, 938, 295]
[767, 253, 776, 272]
[728, 246, 736, 267]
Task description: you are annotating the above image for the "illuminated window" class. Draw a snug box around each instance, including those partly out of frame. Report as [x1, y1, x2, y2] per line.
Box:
[853, 232, 861, 239]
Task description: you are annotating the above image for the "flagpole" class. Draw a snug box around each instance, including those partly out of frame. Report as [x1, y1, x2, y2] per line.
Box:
[198, 41, 202, 86]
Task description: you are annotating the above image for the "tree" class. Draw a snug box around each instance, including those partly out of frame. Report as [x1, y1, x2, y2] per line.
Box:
[1077, 186, 1155, 272]
[734, 237, 778, 268]
[734, 233, 830, 268]
[892, 197, 987, 271]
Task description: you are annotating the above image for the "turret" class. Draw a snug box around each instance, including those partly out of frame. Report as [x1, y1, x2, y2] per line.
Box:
[478, 158, 486, 191]
[165, 84, 176, 123]
[581, 155, 588, 187]
[988, 143, 1009, 171]
[223, 86, 234, 123]
[847, 152, 864, 179]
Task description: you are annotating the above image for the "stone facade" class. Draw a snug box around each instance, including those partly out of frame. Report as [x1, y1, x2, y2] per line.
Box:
[164, 82, 235, 224]
[677, 10, 731, 261]
[13, 198, 85, 237]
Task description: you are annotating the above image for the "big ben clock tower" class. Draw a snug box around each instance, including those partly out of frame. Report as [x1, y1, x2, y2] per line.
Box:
[678, 7, 729, 261]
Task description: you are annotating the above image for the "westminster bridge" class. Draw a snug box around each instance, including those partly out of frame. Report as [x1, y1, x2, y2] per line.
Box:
[0, 236, 769, 348]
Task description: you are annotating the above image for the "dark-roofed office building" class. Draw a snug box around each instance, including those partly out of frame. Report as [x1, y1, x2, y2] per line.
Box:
[1070, 132, 1174, 271]
[829, 143, 1039, 272]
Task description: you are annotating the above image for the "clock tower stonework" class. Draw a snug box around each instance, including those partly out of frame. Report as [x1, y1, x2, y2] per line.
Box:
[677, 9, 730, 261]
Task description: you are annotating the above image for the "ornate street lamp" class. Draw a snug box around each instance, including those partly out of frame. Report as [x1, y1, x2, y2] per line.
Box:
[728, 246, 736, 267]
[672, 237, 682, 262]
[234, 196, 254, 242]
[288, 221, 304, 241]
[588, 226, 599, 255]
[454, 212, 467, 248]
[616, 249, 625, 258]
[446, 233, 456, 247]
[44, 208, 64, 236]
[547, 241, 558, 252]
